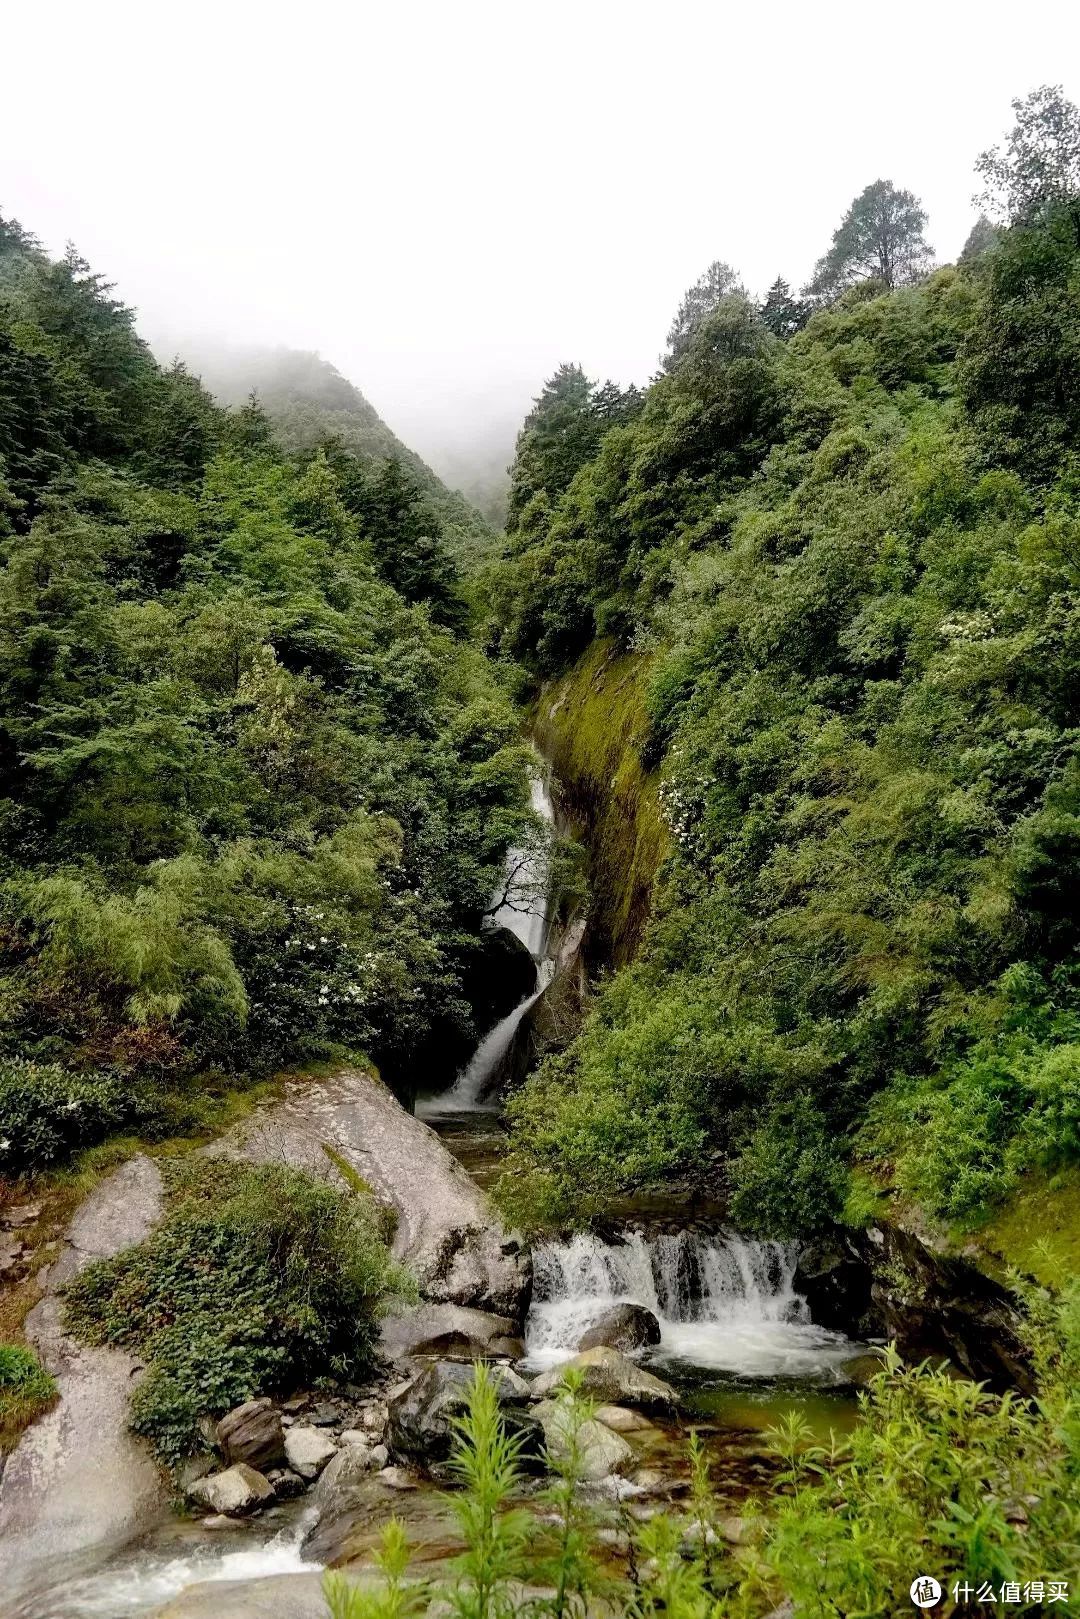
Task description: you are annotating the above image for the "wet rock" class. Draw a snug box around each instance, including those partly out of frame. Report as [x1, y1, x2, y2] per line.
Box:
[578, 1303, 661, 1353]
[216, 1399, 286, 1472]
[212, 1068, 529, 1318]
[800, 1223, 1034, 1394]
[533, 1400, 635, 1481]
[266, 1468, 306, 1499]
[378, 1465, 419, 1489]
[388, 1360, 540, 1462]
[312, 1441, 375, 1506]
[530, 1347, 676, 1411]
[381, 1303, 522, 1360]
[152, 1571, 339, 1617]
[308, 1401, 341, 1426]
[0, 1155, 167, 1604]
[187, 1463, 275, 1517]
[284, 1425, 337, 1480]
[594, 1403, 657, 1434]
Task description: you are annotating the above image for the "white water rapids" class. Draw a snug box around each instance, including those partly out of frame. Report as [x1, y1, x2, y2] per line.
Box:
[527, 1228, 857, 1380]
[420, 769, 556, 1115]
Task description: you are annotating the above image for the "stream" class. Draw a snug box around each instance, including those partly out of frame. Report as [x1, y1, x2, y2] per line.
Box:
[7, 759, 868, 1617]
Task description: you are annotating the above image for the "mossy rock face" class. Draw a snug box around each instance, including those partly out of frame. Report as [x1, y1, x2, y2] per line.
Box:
[532, 640, 667, 966]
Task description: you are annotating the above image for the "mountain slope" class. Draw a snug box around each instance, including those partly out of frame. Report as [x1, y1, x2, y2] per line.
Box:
[172, 343, 501, 566]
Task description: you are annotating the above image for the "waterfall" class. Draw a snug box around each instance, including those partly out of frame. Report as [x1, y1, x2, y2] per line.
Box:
[419, 769, 556, 1115]
[527, 1229, 856, 1380]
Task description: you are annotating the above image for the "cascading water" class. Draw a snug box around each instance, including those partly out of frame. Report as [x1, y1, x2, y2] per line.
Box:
[420, 770, 556, 1115]
[527, 1229, 858, 1381]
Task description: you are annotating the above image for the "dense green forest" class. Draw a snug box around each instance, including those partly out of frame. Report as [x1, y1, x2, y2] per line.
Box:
[0, 215, 533, 1176]
[495, 88, 1080, 1241]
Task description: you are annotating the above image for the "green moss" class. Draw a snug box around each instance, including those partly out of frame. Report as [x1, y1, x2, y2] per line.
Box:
[532, 640, 667, 964]
[972, 1167, 1080, 1286]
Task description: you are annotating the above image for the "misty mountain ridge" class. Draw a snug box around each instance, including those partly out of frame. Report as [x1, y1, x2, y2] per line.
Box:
[160, 339, 502, 563]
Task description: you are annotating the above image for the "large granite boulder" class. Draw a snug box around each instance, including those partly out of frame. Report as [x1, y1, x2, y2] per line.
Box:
[578, 1302, 662, 1353]
[530, 1347, 676, 1410]
[0, 1155, 167, 1603]
[284, 1425, 337, 1480]
[380, 1302, 524, 1362]
[212, 1068, 529, 1320]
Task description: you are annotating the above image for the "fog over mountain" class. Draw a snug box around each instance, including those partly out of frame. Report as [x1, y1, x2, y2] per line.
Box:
[5, 0, 1076, 521]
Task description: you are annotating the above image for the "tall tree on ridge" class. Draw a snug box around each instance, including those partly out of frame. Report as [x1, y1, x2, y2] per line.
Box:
[809, 180, 933, 297]
[975, 84, 1080, 224]
[664, 260, 745, 369]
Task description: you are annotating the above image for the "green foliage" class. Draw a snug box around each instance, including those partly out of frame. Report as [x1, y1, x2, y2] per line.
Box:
[319, 1293, 1080, 1617]
[445, 1364, 531, 1619]
[975, 84, 1080, 224]
[745, 1312, 1080, 1617]
[0, 1059, 140, 1175]
[0, 1343, 57, 1452]
[63, 1159, 409, 1466]
[0, 217, 537, 1154]
[809, 179, 933, 296]
[498, 127, 1080, 1236]
[324, 1521, 428, 1619]
[665, 260, 745, 367]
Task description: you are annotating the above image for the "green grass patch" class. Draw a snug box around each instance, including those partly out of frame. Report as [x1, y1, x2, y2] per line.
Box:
[0, 1343, 57, 1453]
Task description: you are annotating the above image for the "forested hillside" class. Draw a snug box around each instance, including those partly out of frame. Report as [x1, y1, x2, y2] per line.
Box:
[496, 89, 1080, 1243]
[0, 216, 532, 1176]
[177, 343, 500, 567]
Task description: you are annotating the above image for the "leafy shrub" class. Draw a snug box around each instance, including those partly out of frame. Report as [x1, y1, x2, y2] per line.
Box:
[729, 1097, 849, 1239]
[0, 1058, 140, 1176]
[64, 1159, 410, 1466]
[867, 1036, 1080, 1223]
[0, 1343, 57, 1451]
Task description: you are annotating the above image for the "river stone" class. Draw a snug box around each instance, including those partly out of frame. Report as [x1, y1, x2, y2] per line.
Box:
[187, 1463, 275, 1517]
[312, 1439, 375, 1504]
[284, 1424, 337, 1479]
[210, 1068, 529, 1318]
[152, 1571, 343, 1618]
[533, 1399, 635, 1481]
[578, 1302, 662, 1353]
[380, 1301, 522, 1361]
[216, 1398, 286, 1471]
[530, 1347, 676, 1410]
[594, 1403, 657, 1434]
[388, 1360, 538, 1461]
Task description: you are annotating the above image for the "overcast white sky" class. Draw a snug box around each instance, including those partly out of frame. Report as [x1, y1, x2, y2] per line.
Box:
[3, 0, 1079, 480]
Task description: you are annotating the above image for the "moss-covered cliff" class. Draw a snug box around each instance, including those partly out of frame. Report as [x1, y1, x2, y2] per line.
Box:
[531, 640, 666, 968]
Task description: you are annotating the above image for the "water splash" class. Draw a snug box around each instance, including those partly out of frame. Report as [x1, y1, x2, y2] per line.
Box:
[8, 1509, 318, 1619]
[527, 1229, 856, 1380]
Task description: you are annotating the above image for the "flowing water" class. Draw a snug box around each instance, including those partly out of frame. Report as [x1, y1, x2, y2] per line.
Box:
[8, 1505, 317, 1619]
[7, 758, 867, 1615]
[527, 1228, 861, 1383]
[420, 769, 556, 1116]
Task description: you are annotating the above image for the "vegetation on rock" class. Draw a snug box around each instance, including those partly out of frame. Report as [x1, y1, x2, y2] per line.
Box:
[64, 1158, 408, 1466]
